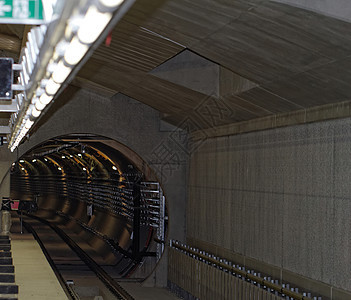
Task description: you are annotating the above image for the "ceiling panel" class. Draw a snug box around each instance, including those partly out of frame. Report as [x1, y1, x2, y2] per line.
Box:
[93, 20, 184, 72]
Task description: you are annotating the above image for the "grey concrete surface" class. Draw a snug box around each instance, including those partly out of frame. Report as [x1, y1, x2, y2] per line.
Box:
[273, 0, 351, 22]
[151, 49, 220, 97]
[15, 88, 188, 287]
[119, 282, 180, 300]
[187, 116, 351, 293]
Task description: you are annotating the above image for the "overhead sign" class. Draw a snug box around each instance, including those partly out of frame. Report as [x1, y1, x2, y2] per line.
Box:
[0, 0, 44, 24]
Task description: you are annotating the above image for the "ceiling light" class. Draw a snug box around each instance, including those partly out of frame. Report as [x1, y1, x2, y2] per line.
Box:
[112, 165, 117, 170]
[19, 160, 24, 163]
[64, 37, 89, 65]
[46, 79, 61, 95]
[31, 106, 42, 118]
[99, 0, 124, 8]
[32, 159, 37, 162]
[58, 167, 62, 170]
[39, 93, 53, 105]
[62, 155, 66, 159]
[82, 167, 86, 171]
[52, 61, 71, 83]
[78, 6, 112, 44]
[24, 119, 34, 129]
[77, 153, 82, 157]
[35, 100, 46, 111]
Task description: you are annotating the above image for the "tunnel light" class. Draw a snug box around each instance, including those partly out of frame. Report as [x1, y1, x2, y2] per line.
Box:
[12, 163, 15, 166]
[58, 167, 62, 170]
[78, 153, 82, 157]
[32, 159, 37, 162]
[112, 165, 117, 170]
[62, 155, 66, 159]
[21, 168, 25, 171]
[64, 37, 89, 66]
[9, 0, 135, 151]
[31, 106, 42, 118]
[52, 61, 71, 83]
[35, 99, 46, 111]
[19, 160, 24, 163]
[24, 119, 34, 129]
[77, 6, 112, 44]
[44, 158, 48, 162]
[46, 79, 61, 95]
[82, 167, 87, 171]
[99, 0, 124, 8]
[39, 93, 53, 105]
[70, 155, 73, 158]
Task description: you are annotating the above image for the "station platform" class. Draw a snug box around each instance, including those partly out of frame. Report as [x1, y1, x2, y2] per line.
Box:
[8, 213, 179, 300]
[10, 212, 68, 300]
[11, 235, 68, 300]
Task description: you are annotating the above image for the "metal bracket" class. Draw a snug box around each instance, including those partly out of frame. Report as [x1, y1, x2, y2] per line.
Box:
[12, 84, 25, 91]
[12, 64, 23, 71]
[0, 99, 19, 112]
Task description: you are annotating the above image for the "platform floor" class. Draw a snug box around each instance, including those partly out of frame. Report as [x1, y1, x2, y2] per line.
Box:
[11, 234, 68, 300]
[120, 282, 180, 300]
[9, 213, 179, 300]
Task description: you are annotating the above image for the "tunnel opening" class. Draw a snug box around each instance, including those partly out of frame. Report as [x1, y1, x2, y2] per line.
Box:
[9, 134, 167, 282]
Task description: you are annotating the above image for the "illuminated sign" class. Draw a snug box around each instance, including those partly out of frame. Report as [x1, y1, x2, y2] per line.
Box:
[0, 0, 44, 24]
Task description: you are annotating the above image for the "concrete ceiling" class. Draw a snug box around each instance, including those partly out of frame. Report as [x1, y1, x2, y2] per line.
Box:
[2, 0, 351, 137]
[75, 0, 351, 131]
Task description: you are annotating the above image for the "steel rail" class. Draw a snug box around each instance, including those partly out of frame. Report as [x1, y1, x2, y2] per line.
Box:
[22, 220, 79, 300]
[24, 213, 134, 300]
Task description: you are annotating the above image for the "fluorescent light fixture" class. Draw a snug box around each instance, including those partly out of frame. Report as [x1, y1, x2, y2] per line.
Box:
[77, 6, 112, 44]
[32, 159, 37, 162]
[46, 79, 61, 95]
[19, 160, 24, 163]
[58, 167, 62, 170]
[35, 99, 46, 111]
[99, 0, 124, 8]
[52, 61, 71, 83]
[21, 168, 25, 171]
[24, 119, 34, 129]
[64, 37, 89, 65]
[78, 153, 82, 157]
[39, 93, 53, 105]
[44, 158, 48, 161]
[62, 155, 66, 158]
[31, 106, 42, 118]
[9, 0, 135, 152]
[82, 167, 87, 171]
[112, 165, 117, 170]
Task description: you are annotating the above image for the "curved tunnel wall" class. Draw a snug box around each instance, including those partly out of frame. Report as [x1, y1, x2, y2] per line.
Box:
[12, 88, 188, 286]
[11, 137, 163, 278]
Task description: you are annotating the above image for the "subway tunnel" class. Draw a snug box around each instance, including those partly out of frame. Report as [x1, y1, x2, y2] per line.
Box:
[10, 134, 167, 284]
[2, 0, 351, 299]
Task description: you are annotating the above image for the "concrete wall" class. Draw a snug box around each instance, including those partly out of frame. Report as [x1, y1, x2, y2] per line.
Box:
[187, 117, 351, 297]
[17, 87, 188, 286]
[0, 148, 16, 200]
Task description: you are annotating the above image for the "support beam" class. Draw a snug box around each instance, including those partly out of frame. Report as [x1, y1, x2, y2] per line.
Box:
[0, 33, 21, 54]
[0, 126, 11, 134]
[0, 100, 18, 113]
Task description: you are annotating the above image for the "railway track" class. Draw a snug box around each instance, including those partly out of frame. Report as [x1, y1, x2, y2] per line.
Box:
[21, 213, 134, 300]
